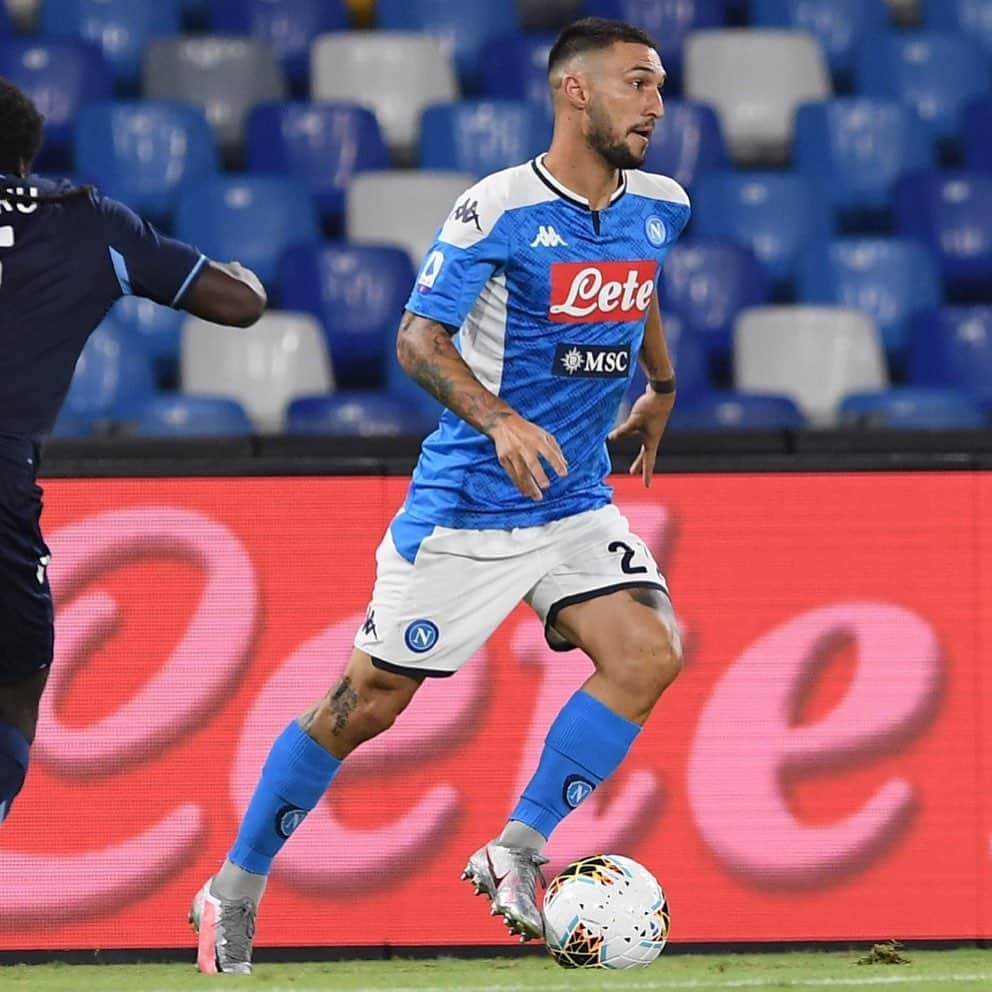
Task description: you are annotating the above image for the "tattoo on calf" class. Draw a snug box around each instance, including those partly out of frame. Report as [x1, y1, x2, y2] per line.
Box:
[328, 676, 358, 737]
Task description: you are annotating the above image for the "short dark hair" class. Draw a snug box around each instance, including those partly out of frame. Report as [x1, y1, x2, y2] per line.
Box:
[0, 77, 43, 175]
[548, 17, 659, 77]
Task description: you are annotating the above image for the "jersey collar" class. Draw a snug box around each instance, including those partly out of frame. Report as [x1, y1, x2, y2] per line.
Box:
[531, 155, 627, 210]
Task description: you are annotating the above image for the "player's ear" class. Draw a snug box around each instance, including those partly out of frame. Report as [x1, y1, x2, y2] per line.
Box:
[560, 70, 591, 111]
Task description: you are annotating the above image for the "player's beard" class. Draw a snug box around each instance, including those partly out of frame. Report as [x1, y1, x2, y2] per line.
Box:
[585, 98, 647, 171]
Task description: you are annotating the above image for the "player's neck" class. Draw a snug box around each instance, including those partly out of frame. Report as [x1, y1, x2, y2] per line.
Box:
[542, 140, 621, 212]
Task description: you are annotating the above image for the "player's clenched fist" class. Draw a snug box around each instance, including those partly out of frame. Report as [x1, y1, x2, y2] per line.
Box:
[486, 412, 569, 501]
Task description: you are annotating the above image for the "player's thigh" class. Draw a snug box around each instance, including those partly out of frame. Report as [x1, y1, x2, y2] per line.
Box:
[354, 519, 548, 680]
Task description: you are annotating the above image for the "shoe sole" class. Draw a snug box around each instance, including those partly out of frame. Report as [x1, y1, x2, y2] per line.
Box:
[188, 885, 220, 974]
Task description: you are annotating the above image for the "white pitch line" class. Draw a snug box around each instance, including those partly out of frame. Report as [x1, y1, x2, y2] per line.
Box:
[251, 973, 991, 992]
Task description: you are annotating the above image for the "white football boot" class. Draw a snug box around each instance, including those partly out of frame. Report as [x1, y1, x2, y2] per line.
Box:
[461, 841, 548, 941]
[189, 877, 256, 975]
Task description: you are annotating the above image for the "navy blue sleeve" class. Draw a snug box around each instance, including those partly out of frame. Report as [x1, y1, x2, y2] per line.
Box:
[95, 193, 207, 308]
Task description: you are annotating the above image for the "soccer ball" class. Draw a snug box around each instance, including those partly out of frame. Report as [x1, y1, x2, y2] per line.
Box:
[542, 854, 670, 969]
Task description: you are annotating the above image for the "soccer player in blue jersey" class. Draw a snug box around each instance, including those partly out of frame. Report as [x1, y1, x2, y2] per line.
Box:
[193, 18, 689, 973]
[0, 78, 267, 828]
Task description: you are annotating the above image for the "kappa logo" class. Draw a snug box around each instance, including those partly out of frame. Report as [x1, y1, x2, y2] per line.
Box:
[530, 225, 568, 248]
[554, 343, 631, 378]
[362, 607, 378, 638]
[549, 260, 656, 323]
[452, 197, 481, 232]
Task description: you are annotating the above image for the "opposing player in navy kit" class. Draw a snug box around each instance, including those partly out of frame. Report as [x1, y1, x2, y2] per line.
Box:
[0, 78, 267, 827]
[194, 18, 688, 973]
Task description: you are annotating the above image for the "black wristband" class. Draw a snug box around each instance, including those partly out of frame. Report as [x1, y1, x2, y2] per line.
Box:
[649, 376, 676, 394]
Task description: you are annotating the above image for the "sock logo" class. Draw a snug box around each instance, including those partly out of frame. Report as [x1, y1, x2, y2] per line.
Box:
[563, 775, 594, 809]
[275, 805, 307, 839]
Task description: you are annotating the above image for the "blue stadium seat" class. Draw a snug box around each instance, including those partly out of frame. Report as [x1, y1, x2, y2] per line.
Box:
[856, 33, 990, 149]
[481, 34, 555, 124]
[839, 387, 986, 428]
[280, 242, 415, 388]
[964, 97, 992, 173]
[74, 102, 218, 225]
[692, 172, 833, 289]
[287, 391, 430, 436]
[419, 101, 548, 176]
[0, 40, 113, 168]
[41, 0, 182, 89]
[894, 171, 992, 295]
[752, 0, 889, 84]
[208, 0, 348, 91]
[175, 176, 319, 292]
[0, 4, 11, 34]
[797, 238, 942, 363]
[105, 296, 187, 384]
[132, 394, 254, 437]
[794, 99, 933, 227]
[62, 322, 157, 421]
[923, 0, 992, 63]
[584, 0, 727, 79]
[377, 0, 520, 89]
[246, 103, 389, 228]
[641, 99, 728, 190]
[626, 311, 711, 406]
[660, 239, 769, 362]
[908, 306, 992, 404]
[669, 391, 805, 430]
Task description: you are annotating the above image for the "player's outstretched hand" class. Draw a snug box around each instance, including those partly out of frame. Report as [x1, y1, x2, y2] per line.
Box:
[486, 412, 568, 501]
[609, 389, 676, 488]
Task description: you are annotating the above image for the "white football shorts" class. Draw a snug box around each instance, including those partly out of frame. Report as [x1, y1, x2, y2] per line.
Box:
[353, 504, 670, 678]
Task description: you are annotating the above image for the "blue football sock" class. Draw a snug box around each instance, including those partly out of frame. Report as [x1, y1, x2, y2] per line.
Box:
[0, 720, 30, 827]
[510, 691, 640, 840]
[228, 722, 341, 875]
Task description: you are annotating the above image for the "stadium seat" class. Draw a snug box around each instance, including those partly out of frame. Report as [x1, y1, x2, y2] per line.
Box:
[131, 393, 255, 437]
[310, 33, 457, 159]
[419, 101, 548, 176]
[245, 102, 390, 227]
[287, 391, 430, 436]
[175, 176, 320, 292]
[691, 172, 833, 290]
[669, 391, 806, 430]
[626, 311, 711, 407]
[856, 33, 989, 149]
[794, 99, 933, 227]
[143, 37, 288, 157]
[181, 311, 333, 432]
[0, 4, 12, 33]
[584, 0, 728, 80]
[207, 0, 348, 92]
[683, 29, 831, 165]
[104, 296, 187, 385]
[41, 0, 182, 90]
[280, 242, 415, 388]
[839, 387, 986, 429]
[481, 34, 555, 126]
[641, 99, 728, 190]
[346, 170, 476, 268]
[963, 97, 992, 173]
[74, 102, 218, 225]
[894, 171, 992, 295]
[751, 0, 890, 84]
[62, 321, 157, 422]
[734, 306, 888, 424]
[0, 40, 113, 167]
[923, 0, 992, 63]
[797, 238, 942, 363]
[519, 0, 583, 31]
[376, 0, 519, 89]
[908, 306, 992, 404]
[660, 240, 770, 363]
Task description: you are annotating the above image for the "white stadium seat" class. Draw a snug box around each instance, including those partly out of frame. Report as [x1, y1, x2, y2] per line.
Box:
[684, 29, 831, 166]
[347, 169, 475, 268]
[734, 306, 888, 425]
[180, 311, 333, 433]
[310, 32, 458, 159]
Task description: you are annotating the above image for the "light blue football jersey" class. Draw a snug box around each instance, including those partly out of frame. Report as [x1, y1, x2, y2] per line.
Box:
[402, 155, 690, 531]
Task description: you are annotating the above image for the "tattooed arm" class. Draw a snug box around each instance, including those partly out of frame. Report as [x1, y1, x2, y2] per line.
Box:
[397, 309, 568, 501]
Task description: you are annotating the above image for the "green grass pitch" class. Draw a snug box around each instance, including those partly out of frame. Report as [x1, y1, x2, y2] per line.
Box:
[1, 948, 988, 992]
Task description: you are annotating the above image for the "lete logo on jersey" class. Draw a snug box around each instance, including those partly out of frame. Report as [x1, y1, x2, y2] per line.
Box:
[549, 260, 657, 323]
[417, 250, 445, 291]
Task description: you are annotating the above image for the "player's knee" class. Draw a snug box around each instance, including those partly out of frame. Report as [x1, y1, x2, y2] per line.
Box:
[614, 617, 682, 702]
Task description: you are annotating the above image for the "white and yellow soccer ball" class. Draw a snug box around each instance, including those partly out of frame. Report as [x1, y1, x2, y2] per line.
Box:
[542, 854, 670, 969]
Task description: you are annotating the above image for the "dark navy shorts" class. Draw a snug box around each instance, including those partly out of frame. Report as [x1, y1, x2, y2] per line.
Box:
[0, 434, 53, 686]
